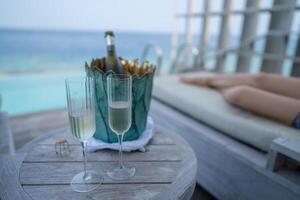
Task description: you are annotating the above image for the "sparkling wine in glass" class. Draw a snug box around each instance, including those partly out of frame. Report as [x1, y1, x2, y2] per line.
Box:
[69, 110, 96, 141]
[65, 76, 102, 192]
[109, 101, 131, 134]
[107, 73, 135, 180]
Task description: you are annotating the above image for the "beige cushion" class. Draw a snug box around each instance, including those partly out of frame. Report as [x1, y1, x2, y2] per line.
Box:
[153, 75, 300, 152]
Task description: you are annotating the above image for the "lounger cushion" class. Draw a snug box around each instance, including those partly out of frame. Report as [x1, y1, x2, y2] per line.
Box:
[153, 75, 300, 152]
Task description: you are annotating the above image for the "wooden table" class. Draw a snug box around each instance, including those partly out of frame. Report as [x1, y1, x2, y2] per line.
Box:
[1, 126, 197, 200]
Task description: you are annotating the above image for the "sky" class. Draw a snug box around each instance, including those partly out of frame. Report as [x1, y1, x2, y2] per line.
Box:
[0, 0, 223, 34]
[0, 0, 298, 35]
[0, 0, 184, 33]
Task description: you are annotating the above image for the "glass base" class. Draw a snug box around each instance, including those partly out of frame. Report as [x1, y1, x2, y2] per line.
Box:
[71, 170, 102, 192]
[107, 166, 136, 180]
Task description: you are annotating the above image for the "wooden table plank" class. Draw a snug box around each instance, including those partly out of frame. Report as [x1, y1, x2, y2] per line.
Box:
[0, 154, 31, 200]
[35, 128, 176, 146]
[23, 184, 168, 200]
[20, 162, 181, 185]
[23, 144, 183, 162]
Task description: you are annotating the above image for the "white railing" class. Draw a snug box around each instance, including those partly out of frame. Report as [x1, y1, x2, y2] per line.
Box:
[168, 33, 300, 74]
[173, 0, 300, 76]
[141, 0, 300, 76]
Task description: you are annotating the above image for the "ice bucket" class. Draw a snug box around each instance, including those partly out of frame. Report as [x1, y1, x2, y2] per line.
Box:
[85, 63, 155, 143]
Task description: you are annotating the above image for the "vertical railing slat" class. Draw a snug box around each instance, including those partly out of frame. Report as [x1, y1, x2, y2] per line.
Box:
[235, 0, 259, 73]
[260, 0, 296, 74]
[291, 38, 300, 76]
[170, 0, 180, 66]
[184, 0, 195, 68]
[215, 0, 232, 72]
[198, 0, 211, 68]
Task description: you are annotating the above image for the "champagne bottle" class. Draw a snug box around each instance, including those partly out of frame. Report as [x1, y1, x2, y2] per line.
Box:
[104, 31, 124, 74]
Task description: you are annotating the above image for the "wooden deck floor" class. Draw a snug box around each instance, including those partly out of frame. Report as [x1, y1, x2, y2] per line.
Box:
[10, 108, 216, 200]
[10, 108, 69, 149]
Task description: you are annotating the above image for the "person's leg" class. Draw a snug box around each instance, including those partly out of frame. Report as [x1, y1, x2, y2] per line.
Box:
[222, 85, 300, 125]
[181, 73, 300, 100]
[181, 73, 257, 89]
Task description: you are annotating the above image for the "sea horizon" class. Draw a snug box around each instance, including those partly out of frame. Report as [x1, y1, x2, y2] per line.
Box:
[0, 27, 175, 36]
[0, 28, 175, 73]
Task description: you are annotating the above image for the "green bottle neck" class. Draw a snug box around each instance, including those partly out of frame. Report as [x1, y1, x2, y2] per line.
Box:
[107, 46, 116, 56]
[105, 34, 123, 73]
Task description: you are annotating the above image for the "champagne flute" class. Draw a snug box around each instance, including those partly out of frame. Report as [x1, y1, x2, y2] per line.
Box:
[65, 76, 102, 192]
[107, 73, 135, 180]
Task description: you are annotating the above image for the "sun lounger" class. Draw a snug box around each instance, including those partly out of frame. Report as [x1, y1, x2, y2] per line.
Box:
[153, 75, 300, 152]
[151, 74, 300, 200]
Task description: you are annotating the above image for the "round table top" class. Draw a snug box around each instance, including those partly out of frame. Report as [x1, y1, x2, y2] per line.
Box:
[18, 127, 197, 200]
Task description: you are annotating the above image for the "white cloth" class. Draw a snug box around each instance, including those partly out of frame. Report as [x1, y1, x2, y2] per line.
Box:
[87, 117, 154, 152]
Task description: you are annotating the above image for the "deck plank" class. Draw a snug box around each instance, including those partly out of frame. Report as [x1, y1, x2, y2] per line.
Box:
[10, 108, 68, 149]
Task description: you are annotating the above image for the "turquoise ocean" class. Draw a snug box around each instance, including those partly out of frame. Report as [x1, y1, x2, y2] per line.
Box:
[0, 29, 172, 116]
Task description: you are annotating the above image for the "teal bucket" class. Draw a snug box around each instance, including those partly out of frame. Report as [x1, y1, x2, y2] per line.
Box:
[85, 64, 155, 143]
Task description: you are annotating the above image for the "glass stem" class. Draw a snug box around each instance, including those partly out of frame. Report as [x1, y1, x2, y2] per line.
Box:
[81, 141, 88, 179]
[117, 134, 124, 169]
